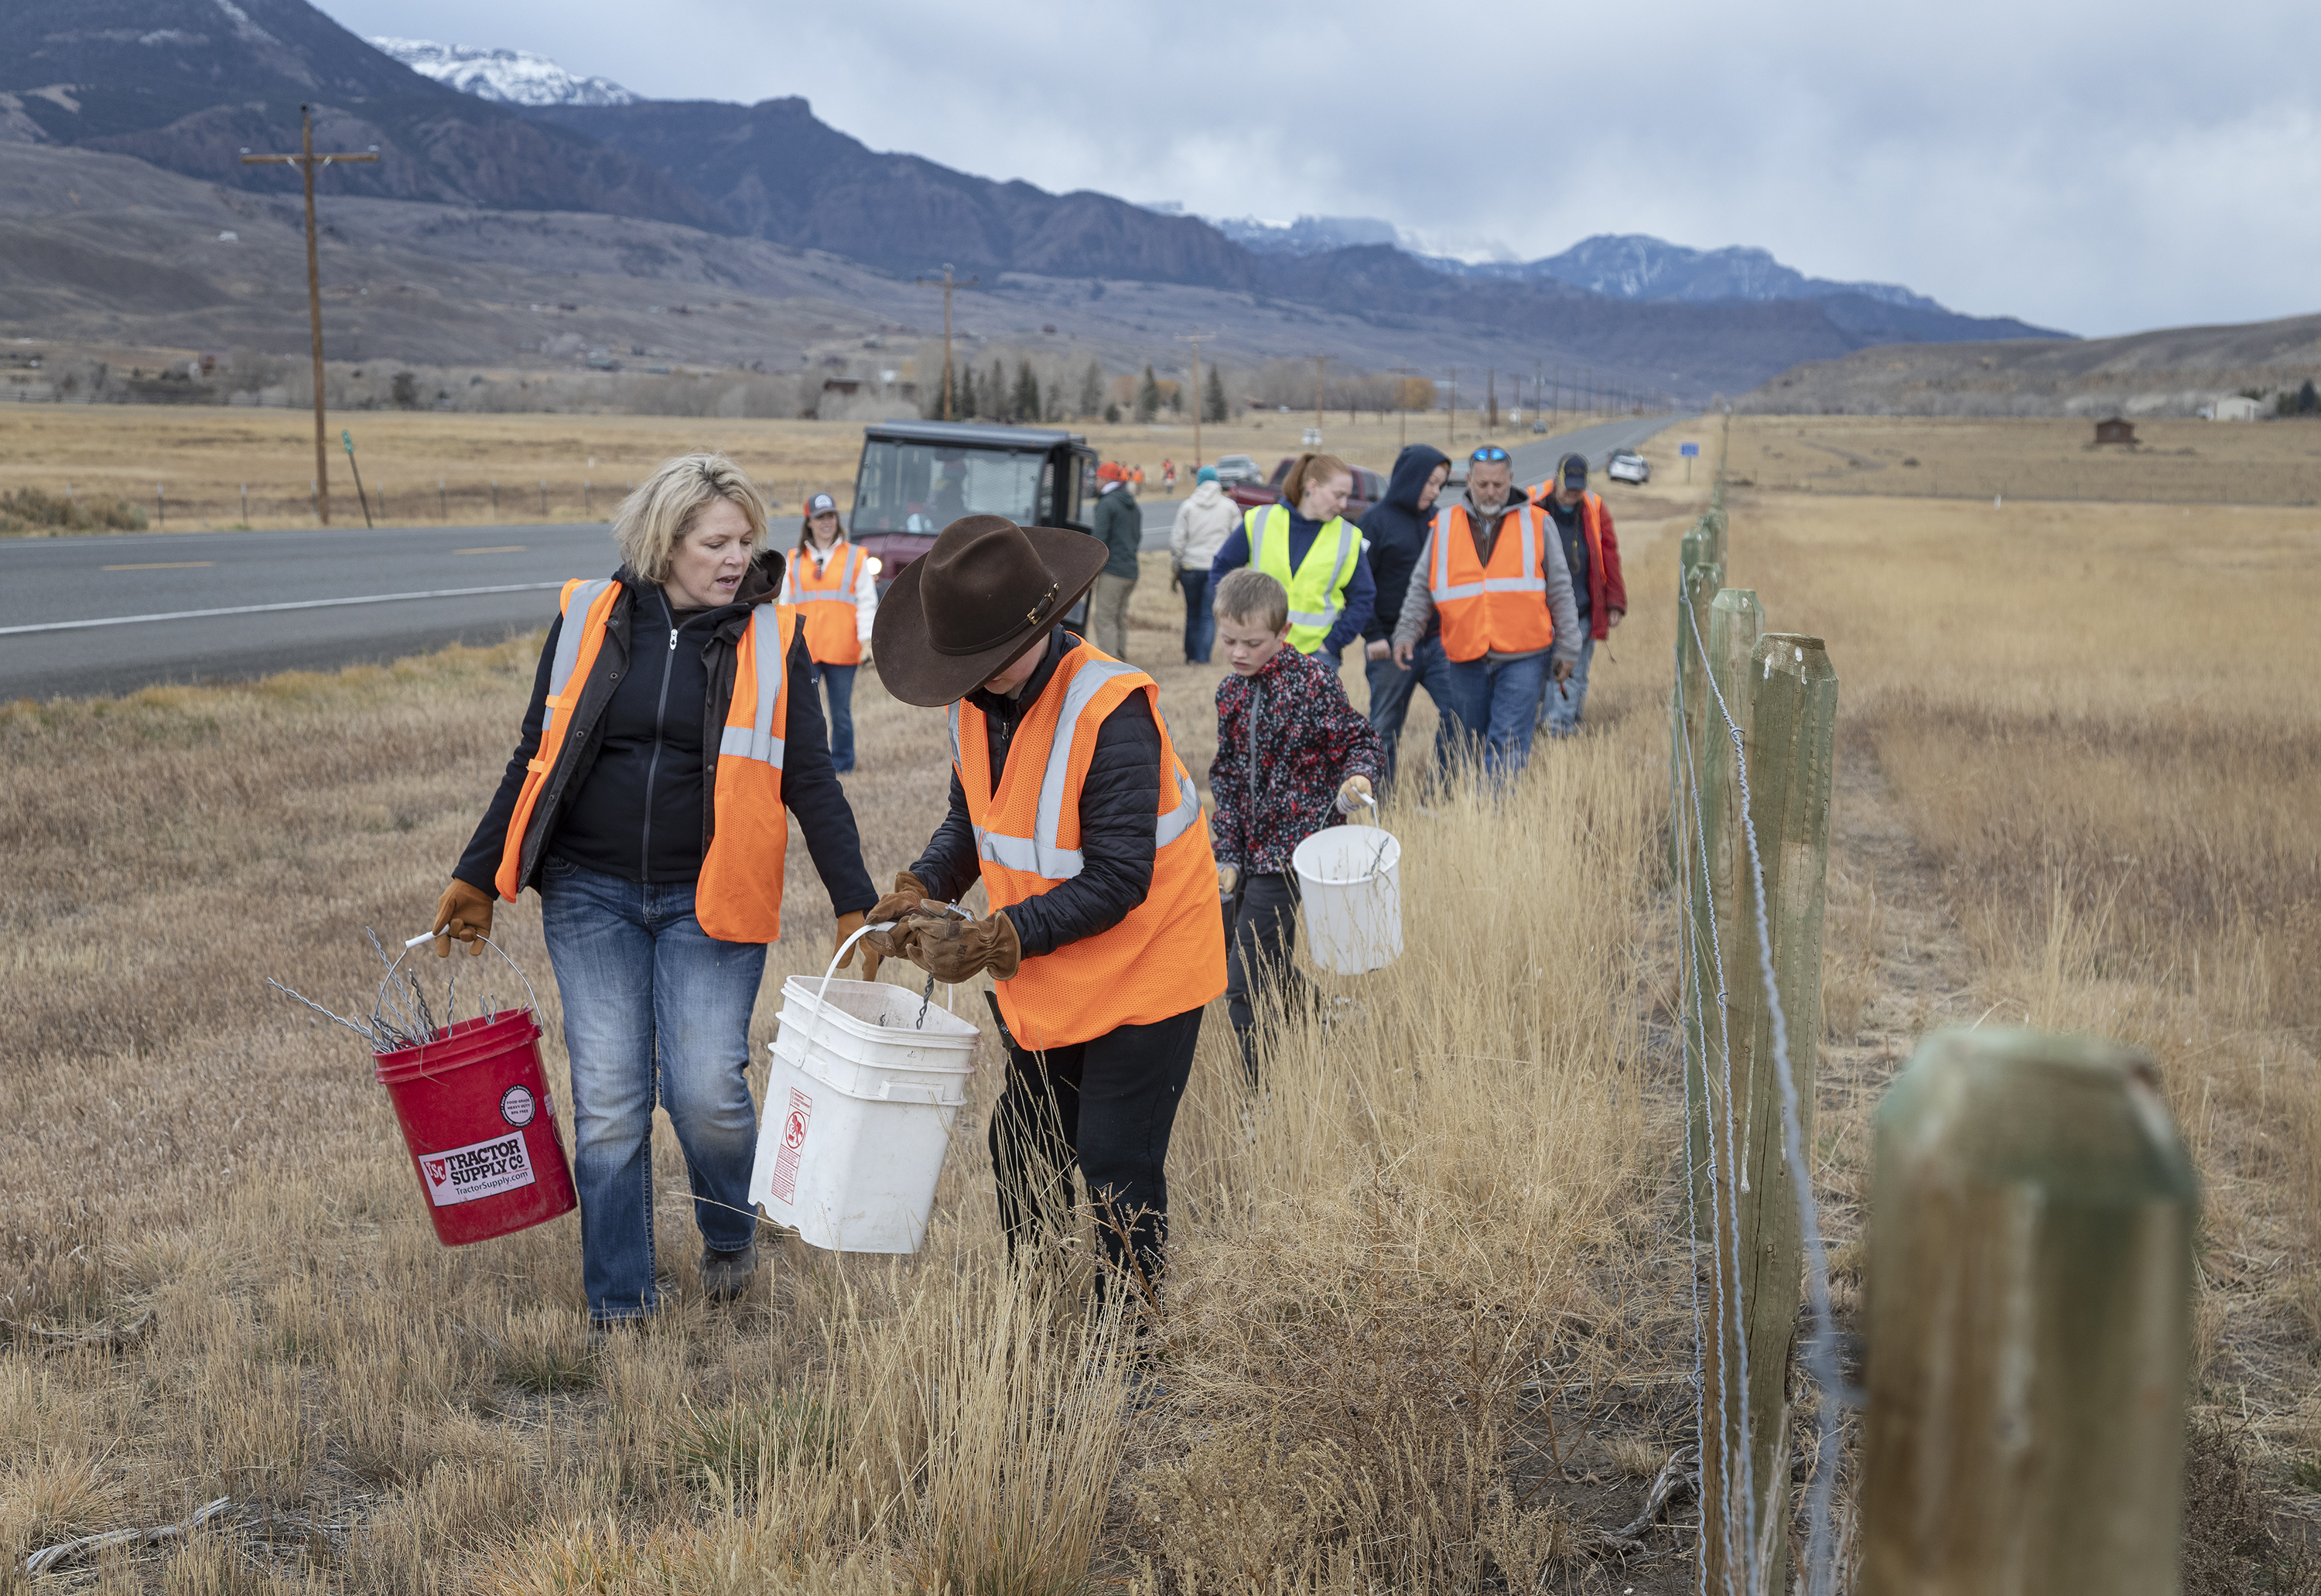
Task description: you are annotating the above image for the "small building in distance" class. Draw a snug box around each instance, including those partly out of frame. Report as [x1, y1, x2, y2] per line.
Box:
[2204, 395, 2262, 422]
[2094, 418, 2138, 446]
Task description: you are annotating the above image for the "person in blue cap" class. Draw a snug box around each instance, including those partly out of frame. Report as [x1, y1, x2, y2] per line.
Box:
[1169, 463, 1239, 665]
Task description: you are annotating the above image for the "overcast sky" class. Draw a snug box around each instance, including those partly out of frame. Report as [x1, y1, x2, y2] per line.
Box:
[316, 0, 2320, 339]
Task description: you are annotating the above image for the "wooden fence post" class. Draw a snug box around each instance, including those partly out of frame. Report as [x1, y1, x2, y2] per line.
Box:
[1694, 627, 1836, 1595]
[1859, 1030, 2196, 1595]
[1670, 519, 1721, 884]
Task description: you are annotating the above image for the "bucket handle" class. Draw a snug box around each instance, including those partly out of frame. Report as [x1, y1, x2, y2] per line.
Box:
[810, 909, 962, 1038]
[387, 928, 544, 1052]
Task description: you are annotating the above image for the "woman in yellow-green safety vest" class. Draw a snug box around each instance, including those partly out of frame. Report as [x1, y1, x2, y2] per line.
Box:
[1205, 453, 1376, 662]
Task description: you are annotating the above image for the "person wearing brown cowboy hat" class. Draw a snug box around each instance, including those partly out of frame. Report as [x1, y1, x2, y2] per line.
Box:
[864, 514, 1225, 1306]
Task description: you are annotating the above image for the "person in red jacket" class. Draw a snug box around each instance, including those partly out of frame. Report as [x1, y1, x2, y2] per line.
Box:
[1534, 452, 1625, 737]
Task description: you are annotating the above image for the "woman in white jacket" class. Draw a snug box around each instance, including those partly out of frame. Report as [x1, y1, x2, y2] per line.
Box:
[1168, 466, 1239, 665]
[778, 493, 878, 771]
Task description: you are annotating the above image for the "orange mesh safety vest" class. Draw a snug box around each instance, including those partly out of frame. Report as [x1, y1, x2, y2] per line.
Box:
[495, 578, 799, 944]
[785, 539, 864, 665]
[1426, 501, 1555, 663]
[949, 640, 1225, 1049]
[1525, 484, 1607, 602]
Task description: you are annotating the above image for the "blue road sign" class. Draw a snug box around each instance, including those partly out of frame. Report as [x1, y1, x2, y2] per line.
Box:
[1680, 442, 1701, 458]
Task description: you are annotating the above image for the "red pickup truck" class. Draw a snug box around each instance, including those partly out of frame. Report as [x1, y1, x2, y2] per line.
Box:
[1225, 458, 1388, 521]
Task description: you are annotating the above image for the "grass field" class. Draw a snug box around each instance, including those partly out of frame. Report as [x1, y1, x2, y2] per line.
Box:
[0, 405, 1612, 534]
[1727, 413, 2321, 505]
[5, 414, 2317, 1591]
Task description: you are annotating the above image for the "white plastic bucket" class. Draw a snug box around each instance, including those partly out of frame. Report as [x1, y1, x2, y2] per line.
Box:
[1290, 824, 1403, 974]
[747, 943, 979, 1254]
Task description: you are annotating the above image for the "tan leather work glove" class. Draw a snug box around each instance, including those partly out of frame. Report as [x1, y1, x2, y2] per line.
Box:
[909, 911, 1022, 983]
[867, 870, 928, 928]
[1333, 774, 1374, 816]
[832, 910, 871, 978]
[431, 879, 494, 959]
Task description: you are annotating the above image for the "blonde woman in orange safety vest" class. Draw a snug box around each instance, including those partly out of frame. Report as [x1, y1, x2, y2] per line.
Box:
[778, 492, 877, 773]
[863, 514, 1225, 1312]
[426, 454, 877, 1327]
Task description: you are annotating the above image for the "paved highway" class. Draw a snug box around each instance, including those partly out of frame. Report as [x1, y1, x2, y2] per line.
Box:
[0, 523, 613, 701]
[1, 414, 1698, 701]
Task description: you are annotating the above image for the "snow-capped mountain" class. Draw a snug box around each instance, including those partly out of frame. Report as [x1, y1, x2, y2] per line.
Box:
[369, 37, 635, 107]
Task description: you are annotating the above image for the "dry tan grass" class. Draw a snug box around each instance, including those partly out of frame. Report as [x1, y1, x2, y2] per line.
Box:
[1713, 477, 2321, 1576]
[0, 502, 1701, 1591]
[0, 405, 1595, 534]
[1727, 413, 2321, 506]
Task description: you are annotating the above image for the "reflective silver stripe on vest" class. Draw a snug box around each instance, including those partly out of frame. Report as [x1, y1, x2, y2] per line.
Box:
[716, 605, 788, 767]
[791, 544, 858, 602]
[1427, 505, 1544, 600]
[1255, 504, 1355, 630]
[542, 579, 616, 741]
[964, 656, 1201, 880]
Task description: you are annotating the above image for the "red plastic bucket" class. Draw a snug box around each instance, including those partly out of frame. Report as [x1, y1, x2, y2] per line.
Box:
[374, 1009, 577, 1246]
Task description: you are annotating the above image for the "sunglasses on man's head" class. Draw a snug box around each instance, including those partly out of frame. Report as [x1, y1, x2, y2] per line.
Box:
[1469, 446, 1510, 463]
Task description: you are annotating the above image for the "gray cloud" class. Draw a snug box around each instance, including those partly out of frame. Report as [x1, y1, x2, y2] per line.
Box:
[316, 0, 2321, 336]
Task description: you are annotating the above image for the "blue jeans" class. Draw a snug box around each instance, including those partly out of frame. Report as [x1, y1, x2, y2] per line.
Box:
[538, 858, 767, 1321]
[1366, 635, 1459, 795]
[1540, 636, 1595, 737]
[809, 660, 857, 771]
[1446, 652, 1546, 784]
[1178, 571, 1215, 664]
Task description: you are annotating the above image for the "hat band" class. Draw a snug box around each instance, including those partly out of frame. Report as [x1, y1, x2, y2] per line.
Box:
[931, 581, 1059, 657]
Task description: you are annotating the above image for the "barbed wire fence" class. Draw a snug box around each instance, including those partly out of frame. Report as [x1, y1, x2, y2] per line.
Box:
[1666, 446, 1847, 1596]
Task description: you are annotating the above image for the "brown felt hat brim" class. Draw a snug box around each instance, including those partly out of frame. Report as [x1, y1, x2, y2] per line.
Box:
[871, 525, 1109, 707]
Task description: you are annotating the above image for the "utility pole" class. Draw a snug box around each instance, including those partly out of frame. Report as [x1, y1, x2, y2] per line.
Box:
[1486, 367, 1498, 436]
[1447, 367, 1456, 448]
[1311, 354, 1330, 443]
[1177, 331, 1215, 466]
[241, 106, 378, 527]
[914, 263, 979, 421]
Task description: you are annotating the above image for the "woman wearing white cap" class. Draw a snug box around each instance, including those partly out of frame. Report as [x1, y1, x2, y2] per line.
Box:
[778, 493, 879, 772]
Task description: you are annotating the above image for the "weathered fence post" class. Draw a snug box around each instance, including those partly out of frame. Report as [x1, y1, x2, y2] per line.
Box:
[1669, 518, 1721, 883]
[1859, 1030, 2196, 1595]
[1696, 612, 1830, 1596]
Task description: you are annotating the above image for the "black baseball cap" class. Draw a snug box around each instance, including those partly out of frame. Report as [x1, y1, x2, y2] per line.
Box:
[1557, 453, 1588, 489]
[807, 493, 837, 515]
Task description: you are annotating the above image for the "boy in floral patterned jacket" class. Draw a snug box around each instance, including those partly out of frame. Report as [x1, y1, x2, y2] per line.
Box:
[1208, 569, 1385, 1086]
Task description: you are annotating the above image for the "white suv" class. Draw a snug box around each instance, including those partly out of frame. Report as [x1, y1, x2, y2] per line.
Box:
[1606, 449, 1650, 485]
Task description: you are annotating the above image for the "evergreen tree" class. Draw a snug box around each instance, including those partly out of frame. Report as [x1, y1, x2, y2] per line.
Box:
[1167, 381, 1184, 417]
[1103, 402, 1122, 424]
[1204, 366, 1228, 423]
[1078, 360, 1104, 418]
[989, 361, 1007, 421]
[1013, 360, 1041, 423]
[2300, 378, 2319, 415]
[957, 362, 976, 419]
[1136, 364, 1161, 423]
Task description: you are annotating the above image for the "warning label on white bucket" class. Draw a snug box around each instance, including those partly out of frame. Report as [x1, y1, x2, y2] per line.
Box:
[418, 1130, 535, 1208]
[766, 1086, 812, 1206]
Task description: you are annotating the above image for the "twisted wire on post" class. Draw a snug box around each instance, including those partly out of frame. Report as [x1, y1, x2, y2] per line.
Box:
[1676, 662, 1759, 1594]
[1685, 600, 1847, 1596]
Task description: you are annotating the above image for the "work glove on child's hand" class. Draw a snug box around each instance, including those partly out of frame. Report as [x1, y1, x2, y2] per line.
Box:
[907, 911, 1022, 983]
[430, 880, 494, 959]
[1333, 774, 1375, 815]
[1218, 863, 1239, 900]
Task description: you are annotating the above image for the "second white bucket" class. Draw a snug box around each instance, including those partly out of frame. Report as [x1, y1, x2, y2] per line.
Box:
[1290, 824, 1403, 974]
[747, 962, 979, 1253]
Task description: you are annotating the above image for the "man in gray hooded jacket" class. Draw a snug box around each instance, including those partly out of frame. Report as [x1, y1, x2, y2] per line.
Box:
[1389, 446, 1579, 781]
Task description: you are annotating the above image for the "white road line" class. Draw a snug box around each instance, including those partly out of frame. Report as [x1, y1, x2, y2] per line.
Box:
[0, 582, 567, 637]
